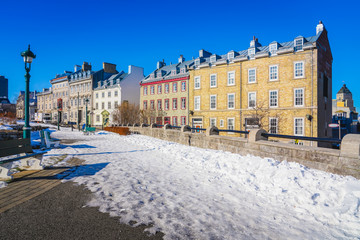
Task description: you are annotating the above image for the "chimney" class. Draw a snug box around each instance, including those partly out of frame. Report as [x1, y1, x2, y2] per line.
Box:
[128, 65, 132, 74]
[103, 62, 117, 73]
[199, 49, 212, 58]
[178, 55, 185, 63]
[157, 60, 166, 69]
[82, 62, 92, 71]
[74, 65, 81, 72]
[316, 20, 324, 35]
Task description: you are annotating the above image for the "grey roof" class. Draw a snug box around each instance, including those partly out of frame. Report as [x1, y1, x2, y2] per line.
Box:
[141, 59, 195, 84]
[93, 70, 129, 90]
[337, 84, 352, 94]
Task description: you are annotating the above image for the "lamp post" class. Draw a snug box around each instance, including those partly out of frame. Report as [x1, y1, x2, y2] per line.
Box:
[85, 98, 89, 127]
[20, 45, 36, 139]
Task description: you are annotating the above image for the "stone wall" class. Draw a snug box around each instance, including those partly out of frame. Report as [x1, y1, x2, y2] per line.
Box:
[128, 125, 360, 179]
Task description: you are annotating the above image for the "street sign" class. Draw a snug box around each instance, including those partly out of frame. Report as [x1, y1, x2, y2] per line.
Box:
[328, 123, 339, 128]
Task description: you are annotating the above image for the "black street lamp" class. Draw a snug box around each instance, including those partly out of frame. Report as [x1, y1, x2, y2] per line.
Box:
[85, 98, 89, 127]
[20, 45, 36, 139]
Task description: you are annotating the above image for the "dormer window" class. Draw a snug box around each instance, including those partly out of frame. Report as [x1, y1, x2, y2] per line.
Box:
[171, 70, 176, 75]
[150, 73, 155, 78]
[180, 68, 186, 74]
[210, 55, 216, 63]
[294, 38, 303, 51]
[195, 59, 200, 66]
[228, 51, 234, 60]
[269, 43, 277, 55]
[248, 48, 255, 59]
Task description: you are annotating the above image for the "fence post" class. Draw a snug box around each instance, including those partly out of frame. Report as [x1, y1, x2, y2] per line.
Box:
[206, 126, 219, 136]
[164, 123, 171, 130]
[248, 129, 268, 142]
[181, 125, 191, 132]
[340, 134, 360, 158]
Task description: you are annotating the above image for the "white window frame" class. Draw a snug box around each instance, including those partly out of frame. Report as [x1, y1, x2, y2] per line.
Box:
[269, 90, 278, 108]
[194, 76, 201, 89]
[165, 84, 169, 93]
[227, 118, 235, 131]
[294, 38, 303, 51]
[269, 43, 277, 55]
[210, 95, 217, 110]
[220, 119, 224, 128]
[248, 68, 256, 83]
[248, 92, 256, 108]
[294, 117, 304, 136]
[195, 59, 200, 66]
[294, 61, 305, 79]
[227, 71, 235, 86]
[269, 117, 278, 134]
[269, 65, 278, 81]
[210, 74, 217, 88]
[210, 118, 217, 127]
[228, 52, 234, 60]
[194, 96, 200, 111]
[227, 93, 235, 109]
[210, 55, 216, 63]
[248, 48, 255, 59]
[294, 88, 305, 107]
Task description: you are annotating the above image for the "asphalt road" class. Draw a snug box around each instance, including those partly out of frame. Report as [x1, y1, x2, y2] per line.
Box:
[0, 181, 164, 240]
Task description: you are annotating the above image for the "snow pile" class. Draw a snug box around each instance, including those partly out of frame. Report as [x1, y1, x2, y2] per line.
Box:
[39, 129, 360, 239]
[0, 125, 13, 130]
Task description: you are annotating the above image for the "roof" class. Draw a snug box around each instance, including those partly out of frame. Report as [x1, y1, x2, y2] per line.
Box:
[141, 59, 194, 84]
[337, 84, 352, 94]
[93, 70, 129, 90]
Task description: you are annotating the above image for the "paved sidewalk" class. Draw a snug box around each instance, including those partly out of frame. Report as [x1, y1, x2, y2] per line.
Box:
[0, 164, 164, 239]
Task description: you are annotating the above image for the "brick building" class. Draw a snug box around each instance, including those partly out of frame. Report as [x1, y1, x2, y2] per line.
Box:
[140, 56, 194, 125]
[188, 22, 332, 145]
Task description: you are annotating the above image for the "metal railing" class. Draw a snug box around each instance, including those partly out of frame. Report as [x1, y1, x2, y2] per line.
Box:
[218, 129, 249, 134]
[262, 133, 342, 144]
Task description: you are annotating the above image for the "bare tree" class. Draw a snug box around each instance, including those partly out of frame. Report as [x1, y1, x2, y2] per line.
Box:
[140, 109, 166, 124]
[112, 101, 140, 125]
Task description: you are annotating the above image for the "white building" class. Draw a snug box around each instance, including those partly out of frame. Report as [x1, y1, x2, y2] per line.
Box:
[93, 65, 143, 127]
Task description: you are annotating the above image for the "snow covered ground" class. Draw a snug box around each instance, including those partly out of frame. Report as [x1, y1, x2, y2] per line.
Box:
[3, 127, 360, 239]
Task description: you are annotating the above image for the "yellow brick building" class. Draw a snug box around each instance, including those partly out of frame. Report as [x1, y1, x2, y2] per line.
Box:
[189, 22, 332, 145]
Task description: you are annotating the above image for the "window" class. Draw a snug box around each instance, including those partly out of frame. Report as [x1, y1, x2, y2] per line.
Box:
[195, 59, 200, 66]
[180, 68, 186, 74]
[248, 68, 256, 83]
[143, 101, 147, 110]
[164, 117, 170, 124]
[95, 102, 98, 109]
[156, 117, 162, 125]
[115, 91, 118, 97]
[210, 55, 216, 63]
[269, 117, 278, 134]
[294, 118, 304, 136]
[248, 48, 255, 59]
[108, 91, 111, 97]
[294, 61, 304, 78]
[158, 85, 162, 94]
[210, 118, 216, 127]
[157, 99, 162, 110]
[150, 100, 155, 110]
[220, 119, 224, 127]
[101, 102, 105, 109]
[194, 76, 201, 89]
[173, 83, 177, 92]
[172, 98, 177, 109]
[294, 88, 304, 106]
[164, 99, 169, 110]
[115, 101, 118, 108]
[227, 71, 235, 86]
[102, 92, 105, 98]
[96, 115, 100, 122]
[71, 99, 73, 106]
[228, 52, 234, 60]
[172, 116, 178, 126]
[181, 97, 186, 109]
[227, 118, 235, 130]
[181, 116, 186, 125]
[150, 86, 155, 94]
[194, 96, 200, 111]
[210, 74, 217, 88]
[294, 38, 303, 51]
[228, 93, 235, 109]
[165, 84, 169, 93]
[269, 90, 278, 107]
[181, 81, 186, 91]
[210, 95, 217, 110]
[108, 102, 111, 109]
[248, 92, 256, 108]
[144, 87, 148, 95]
[269, 43, 277, 55]
[269, 65, 278, 81]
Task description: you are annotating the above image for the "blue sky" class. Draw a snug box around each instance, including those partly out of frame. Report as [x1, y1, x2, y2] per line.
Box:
[1, 0, 359, 109]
